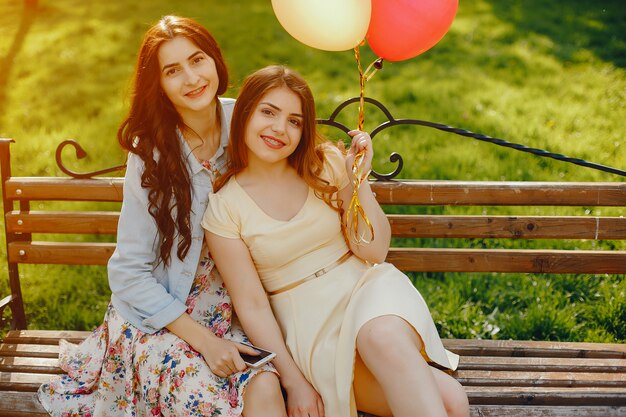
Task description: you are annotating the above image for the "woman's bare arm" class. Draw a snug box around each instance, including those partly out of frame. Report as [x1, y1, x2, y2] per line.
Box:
[206, 231, 325, 417]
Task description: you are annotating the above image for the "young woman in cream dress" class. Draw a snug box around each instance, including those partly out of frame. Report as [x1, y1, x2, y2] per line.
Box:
[202, 65, 469, 417]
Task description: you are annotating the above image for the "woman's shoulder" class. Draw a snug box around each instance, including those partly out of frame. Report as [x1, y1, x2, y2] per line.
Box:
[212, 176, 239, 200]
[204, 177, 242, 232]
[319, 141, 347, 174]
[320, 141, 346, 160]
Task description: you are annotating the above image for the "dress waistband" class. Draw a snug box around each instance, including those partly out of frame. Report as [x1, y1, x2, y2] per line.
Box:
[268, 251, 353, 296]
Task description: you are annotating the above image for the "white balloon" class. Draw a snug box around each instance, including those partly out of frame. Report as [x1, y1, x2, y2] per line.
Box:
[271, 0, 371, 51]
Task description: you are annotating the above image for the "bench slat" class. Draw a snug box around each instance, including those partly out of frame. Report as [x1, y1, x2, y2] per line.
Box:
[4, 350, 624, 376]
[6, 179, 626, 206]
[372, 181, 626, 206]
[388, 248, 626, 274]
[467, 405, 625, 417]
[444, 339, 626, 358]
[9, 353, 623, 375]
[6, 211, 119, 234]
[7, 212, 626, 240]
[5, 178, 123, 202]
[465, 386, 626, 406]
[8, 242, 115, 265]
[5, 357, 622, 387]
[0, 344, 60, 359]
[3, 370, 625, 406]
[8, 242, 626, 273]
[0, 357, 60, 374]
[455, 370, 626, 387]
[389, 215, 626, 240]
[0, 372, 50, 392]
[458, 356, 626, 373]
[0, 391, 48, 417]
[2, 330, 91, 345]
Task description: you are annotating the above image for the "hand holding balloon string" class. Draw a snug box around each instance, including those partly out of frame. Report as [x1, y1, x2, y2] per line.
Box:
[345, 45, 381, 245]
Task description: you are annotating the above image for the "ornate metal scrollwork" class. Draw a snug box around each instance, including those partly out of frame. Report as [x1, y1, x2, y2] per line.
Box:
[317, 97, 626, 180]
[55, 98, 625, 179]
[317, 97, 404, 180]
[55, 140, 126, 179]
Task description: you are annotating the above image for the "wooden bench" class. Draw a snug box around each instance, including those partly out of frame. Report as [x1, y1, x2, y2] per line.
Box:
[1, 137, 625, 416]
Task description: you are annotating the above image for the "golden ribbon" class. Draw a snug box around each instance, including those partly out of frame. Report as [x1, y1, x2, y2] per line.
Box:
[346, 46, 382, 245]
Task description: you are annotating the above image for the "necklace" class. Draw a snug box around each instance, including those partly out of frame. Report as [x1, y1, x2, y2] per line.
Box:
[182, 121, 221, 162]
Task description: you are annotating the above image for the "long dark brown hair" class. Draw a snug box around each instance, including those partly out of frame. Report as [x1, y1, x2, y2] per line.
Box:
[215, 65, 338, 209]
[118, 15, 228, 265]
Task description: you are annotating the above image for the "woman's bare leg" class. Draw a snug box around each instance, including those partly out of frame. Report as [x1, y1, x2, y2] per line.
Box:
[355, 315, 469, 417]
[242, 371, 287, 417]
[353, 353, 392, 417]
[431, 367, 470, 417]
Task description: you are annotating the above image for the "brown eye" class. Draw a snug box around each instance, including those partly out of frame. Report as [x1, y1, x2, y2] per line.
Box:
[165, 67, 179, 76]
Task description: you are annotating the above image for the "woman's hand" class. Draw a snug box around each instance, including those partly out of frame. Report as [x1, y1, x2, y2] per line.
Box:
[285, 379, 325, 417]
[166, 313, 260, 378]
[198, 336, 260, 378]
[345, 130, 374, 181]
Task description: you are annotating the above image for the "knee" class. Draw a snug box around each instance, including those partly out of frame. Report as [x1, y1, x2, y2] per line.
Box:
[357, 317, 421, 362]
[245, 372, 283, 404]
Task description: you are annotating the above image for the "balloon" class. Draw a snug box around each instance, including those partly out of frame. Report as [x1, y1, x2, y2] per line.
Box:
[366, 0, 458, 62]
[271, 0, 371, 51]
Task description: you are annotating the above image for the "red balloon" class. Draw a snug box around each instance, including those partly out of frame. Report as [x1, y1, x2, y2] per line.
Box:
[366, 0, 458, 62]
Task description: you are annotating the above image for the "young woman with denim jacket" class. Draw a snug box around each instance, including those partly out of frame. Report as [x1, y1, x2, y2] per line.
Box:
[38, 16, 287, 417]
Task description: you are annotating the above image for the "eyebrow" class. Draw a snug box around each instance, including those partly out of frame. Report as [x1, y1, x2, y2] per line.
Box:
[161, 51, 204, 72]
[260, 102, 303, 118]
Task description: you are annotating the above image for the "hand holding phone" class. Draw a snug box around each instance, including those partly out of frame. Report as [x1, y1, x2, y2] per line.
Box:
[238, 342, 276, 368]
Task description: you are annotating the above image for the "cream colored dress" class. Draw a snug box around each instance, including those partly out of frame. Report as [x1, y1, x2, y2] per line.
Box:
[202, 146, 459, 417]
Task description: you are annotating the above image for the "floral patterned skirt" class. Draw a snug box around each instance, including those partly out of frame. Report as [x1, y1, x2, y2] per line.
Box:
[38, 250, 277, 417]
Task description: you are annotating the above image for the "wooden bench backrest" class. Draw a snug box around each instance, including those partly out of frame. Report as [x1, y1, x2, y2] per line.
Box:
[4, 178, 625, 270]
[2, 138, 626, 328]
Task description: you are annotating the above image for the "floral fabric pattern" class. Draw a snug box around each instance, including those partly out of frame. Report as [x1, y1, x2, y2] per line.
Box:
[38, 246, 276, 417]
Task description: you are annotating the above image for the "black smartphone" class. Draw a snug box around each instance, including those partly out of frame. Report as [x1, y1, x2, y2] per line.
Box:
[239, 342, 277, 368]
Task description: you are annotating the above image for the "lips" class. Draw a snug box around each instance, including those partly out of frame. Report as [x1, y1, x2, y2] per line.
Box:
[261, 135, 286, 149]
[185, 85, 207, 98]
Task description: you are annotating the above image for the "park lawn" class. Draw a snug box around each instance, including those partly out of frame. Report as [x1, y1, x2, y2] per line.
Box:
[0, 0, 624, 341]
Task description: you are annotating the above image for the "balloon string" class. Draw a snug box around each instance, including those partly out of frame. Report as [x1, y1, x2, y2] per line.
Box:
[355, 45, 365, 130]
[353, 45, 382, 134]
[346, 45, 380, 245]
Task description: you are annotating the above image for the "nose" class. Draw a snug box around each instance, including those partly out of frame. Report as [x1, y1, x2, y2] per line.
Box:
[271, 116, 287, 134]
[183, 66, 200, 86]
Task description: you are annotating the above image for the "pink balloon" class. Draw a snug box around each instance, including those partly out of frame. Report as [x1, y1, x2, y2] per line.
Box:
[366, 0, 459, 62]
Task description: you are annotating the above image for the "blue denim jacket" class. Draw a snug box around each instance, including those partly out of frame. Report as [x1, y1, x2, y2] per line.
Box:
[108, 97, 235, 334]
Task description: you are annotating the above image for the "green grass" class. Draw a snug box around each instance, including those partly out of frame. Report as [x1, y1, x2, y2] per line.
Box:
[0, 0, 624, 341]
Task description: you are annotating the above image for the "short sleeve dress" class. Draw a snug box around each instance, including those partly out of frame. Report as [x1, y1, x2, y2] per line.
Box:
[202, 145, 458, 417]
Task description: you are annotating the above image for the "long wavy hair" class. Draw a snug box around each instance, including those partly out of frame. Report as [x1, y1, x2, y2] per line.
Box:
[118, 15, 228, 266]
[215, 66, 339, 210]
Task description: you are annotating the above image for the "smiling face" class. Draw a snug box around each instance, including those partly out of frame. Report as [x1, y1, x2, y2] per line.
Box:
[158, 36, 219, 119]
[244, 86, 304, 166]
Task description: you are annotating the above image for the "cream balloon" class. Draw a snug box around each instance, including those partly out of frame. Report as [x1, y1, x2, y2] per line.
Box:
[271, 0, 371, 51]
